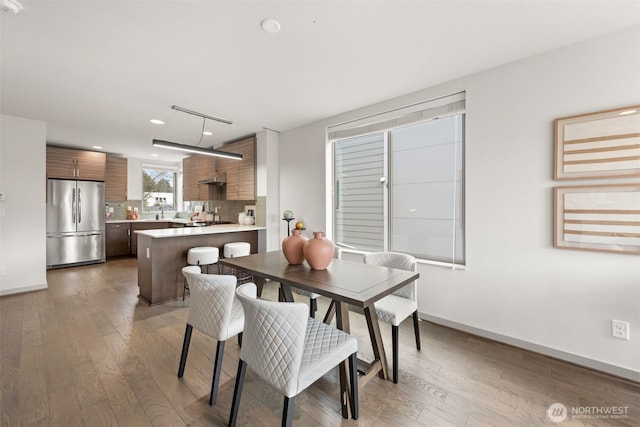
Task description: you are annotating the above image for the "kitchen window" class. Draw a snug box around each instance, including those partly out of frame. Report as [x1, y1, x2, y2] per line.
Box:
[142, 166, 176, 212]
[331, 92, 465, 266]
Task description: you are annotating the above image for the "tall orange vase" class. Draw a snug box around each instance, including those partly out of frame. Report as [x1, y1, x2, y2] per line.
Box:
[303, 231, 335, 270]
[282, 229, 307, 265]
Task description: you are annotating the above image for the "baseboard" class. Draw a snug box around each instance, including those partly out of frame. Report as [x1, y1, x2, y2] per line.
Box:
[420, 312, 640, 383]
[0, 282, 48, 296]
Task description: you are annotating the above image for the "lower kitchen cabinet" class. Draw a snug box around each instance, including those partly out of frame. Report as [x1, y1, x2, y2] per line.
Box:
[107, 221, 172, 257]
[106, 223, 131, 257]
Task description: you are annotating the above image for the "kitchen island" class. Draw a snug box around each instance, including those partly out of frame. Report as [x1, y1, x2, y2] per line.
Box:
[135, 224, 265, 305]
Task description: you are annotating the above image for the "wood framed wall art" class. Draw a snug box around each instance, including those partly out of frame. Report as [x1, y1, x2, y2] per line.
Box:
[554, 105, 640, 180]
[554, 183, 640, 254]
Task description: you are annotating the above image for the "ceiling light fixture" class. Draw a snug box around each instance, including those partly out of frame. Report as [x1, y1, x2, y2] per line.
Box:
[619, 109, 637, 115]
[261, 18, 281, 34]
[152, 106, 240, 159]
[1, 0, 23, 14]
[92, 145, 103, 150]
[203, 131, 213, 136]
[171, 105, 232, 125]
[150, 119, 165, 125]
[152, 139, 243, 160]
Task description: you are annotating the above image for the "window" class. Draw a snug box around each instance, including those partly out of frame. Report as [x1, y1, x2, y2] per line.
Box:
[142, 167, 176, 212]
[331, 92, 465, 266]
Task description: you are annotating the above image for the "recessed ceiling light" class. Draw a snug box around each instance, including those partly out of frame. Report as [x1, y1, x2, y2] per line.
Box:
[203, 131, 213, 136]
[150, 119, 165, 125]
[92, 145, 103, 150]
[619, 109, 637, 115]
[261, 18, 281, 34]
[150, 153, 159, 157]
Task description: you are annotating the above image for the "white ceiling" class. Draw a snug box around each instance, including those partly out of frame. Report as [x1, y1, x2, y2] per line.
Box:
[2, 1, 639, 163]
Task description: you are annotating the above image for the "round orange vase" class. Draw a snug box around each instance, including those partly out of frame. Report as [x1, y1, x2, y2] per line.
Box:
[282, 229, 307, 265]
[303, 231, 335, 270]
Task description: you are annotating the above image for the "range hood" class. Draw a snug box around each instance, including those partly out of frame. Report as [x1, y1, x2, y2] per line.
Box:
[198, 172, 226, 185]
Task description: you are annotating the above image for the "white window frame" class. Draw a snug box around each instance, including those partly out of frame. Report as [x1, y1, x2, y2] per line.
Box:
[328, 92, 466, 268]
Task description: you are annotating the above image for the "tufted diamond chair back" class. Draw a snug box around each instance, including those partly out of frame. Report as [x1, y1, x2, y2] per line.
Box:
[178, 268, 244, 406]
[230, 282, 359, 426]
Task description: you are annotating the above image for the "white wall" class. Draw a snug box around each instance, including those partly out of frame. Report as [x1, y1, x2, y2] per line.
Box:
[278, 27, 640, 380]
[0, 114, 48, 295]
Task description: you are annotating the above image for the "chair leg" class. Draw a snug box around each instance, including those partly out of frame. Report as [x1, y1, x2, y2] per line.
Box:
[210, 340, 225, 405]
[348, 352, 359, 419]
[178, 324, 193, 377]
[228, 359, 247, 427]
[412, 311, 421, 350]
[309, 298, 317, 319]
[392, 325, 399, 384]
[183, 278, 189, 301]
[237, 332, 243, 348]
[282, 396, 295, 427]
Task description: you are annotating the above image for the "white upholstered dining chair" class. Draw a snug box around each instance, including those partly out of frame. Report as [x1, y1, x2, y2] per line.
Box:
[229, 282, 359, 426]
[363, 252, 421, 384]
[178, 267, 244, 406]
[292, 246, 342, 317]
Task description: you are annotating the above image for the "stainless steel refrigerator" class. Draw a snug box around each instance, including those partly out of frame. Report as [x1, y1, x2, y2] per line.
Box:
[46, 179, 105, 269]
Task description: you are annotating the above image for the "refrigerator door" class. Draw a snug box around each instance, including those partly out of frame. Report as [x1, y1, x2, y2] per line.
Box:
[47, 232, 105, 268]
[76, 180, 105, 232]
[47, 179, 77, 234]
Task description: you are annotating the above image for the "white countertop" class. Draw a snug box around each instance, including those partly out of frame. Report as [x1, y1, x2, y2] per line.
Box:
[107, 219, 177, 224]
[135, 224, 265, 238]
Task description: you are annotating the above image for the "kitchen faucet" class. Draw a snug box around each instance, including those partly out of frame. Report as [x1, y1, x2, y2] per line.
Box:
[155, 197, 166, 219]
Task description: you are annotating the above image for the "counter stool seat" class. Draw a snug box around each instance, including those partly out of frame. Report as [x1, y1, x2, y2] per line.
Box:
[222, 242, 252, 284]
[183, 246, 219, 300]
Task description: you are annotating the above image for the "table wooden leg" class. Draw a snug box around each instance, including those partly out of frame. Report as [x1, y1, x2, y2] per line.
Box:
[280, 284, 294, 302]
[364, 306, 389, 380]
[254, 276, 265, 297]
[322, 300, 336, 324]
[334, 301, 353, 419]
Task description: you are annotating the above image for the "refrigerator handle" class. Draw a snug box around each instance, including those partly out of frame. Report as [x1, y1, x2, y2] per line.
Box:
[72, 187, 76, 223]
[78, 187, 82, 223]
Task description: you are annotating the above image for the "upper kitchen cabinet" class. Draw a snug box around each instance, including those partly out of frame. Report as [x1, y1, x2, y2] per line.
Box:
[183, 154, 218, 201]
[219, 136, 255, 200]
[47, 146, 106, 181]
[105, 155, 127, 201]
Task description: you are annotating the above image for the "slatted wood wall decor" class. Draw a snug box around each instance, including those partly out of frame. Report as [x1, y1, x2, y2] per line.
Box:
[554, 183, 640, 254]
[554, 105, 640, 180]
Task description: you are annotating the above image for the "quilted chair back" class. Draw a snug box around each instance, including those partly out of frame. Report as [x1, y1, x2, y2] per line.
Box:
[182, 268, 239, 341]
[363, 252, 417, 300]
[236, 282, 308, 397]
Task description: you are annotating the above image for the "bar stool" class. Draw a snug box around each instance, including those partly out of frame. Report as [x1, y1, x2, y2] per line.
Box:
[221, 242, 252, 284]
[183, 246, 219, 300]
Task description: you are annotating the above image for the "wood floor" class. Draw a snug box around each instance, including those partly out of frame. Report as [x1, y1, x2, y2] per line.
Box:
[1, 258, 638, 427]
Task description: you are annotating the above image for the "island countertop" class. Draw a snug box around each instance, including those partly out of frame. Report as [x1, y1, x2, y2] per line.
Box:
[135, 224, 265, 238]
[136, 225, 264, 305]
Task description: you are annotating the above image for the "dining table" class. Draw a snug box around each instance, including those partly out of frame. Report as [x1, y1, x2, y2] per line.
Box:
[218, 250, 420, 419]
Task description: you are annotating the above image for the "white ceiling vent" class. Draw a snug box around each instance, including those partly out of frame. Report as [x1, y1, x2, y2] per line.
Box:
[1, 0, 23, 14]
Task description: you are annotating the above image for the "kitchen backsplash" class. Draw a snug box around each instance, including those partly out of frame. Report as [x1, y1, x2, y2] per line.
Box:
[106, 199, 255, 223]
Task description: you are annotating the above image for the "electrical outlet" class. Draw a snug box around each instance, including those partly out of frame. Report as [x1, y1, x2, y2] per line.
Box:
[612, 320, 630, 340]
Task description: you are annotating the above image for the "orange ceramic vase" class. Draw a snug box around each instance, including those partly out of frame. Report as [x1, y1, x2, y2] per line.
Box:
[282, 229, 307, 265]
[303, 231, 335, 270]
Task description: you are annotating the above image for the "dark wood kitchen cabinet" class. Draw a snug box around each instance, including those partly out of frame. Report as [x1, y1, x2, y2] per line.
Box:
[217, 136, 255, 200]
[105, 155, 127, 201]
[106, 222, 131, 257]
[47, 146, 106, 181]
